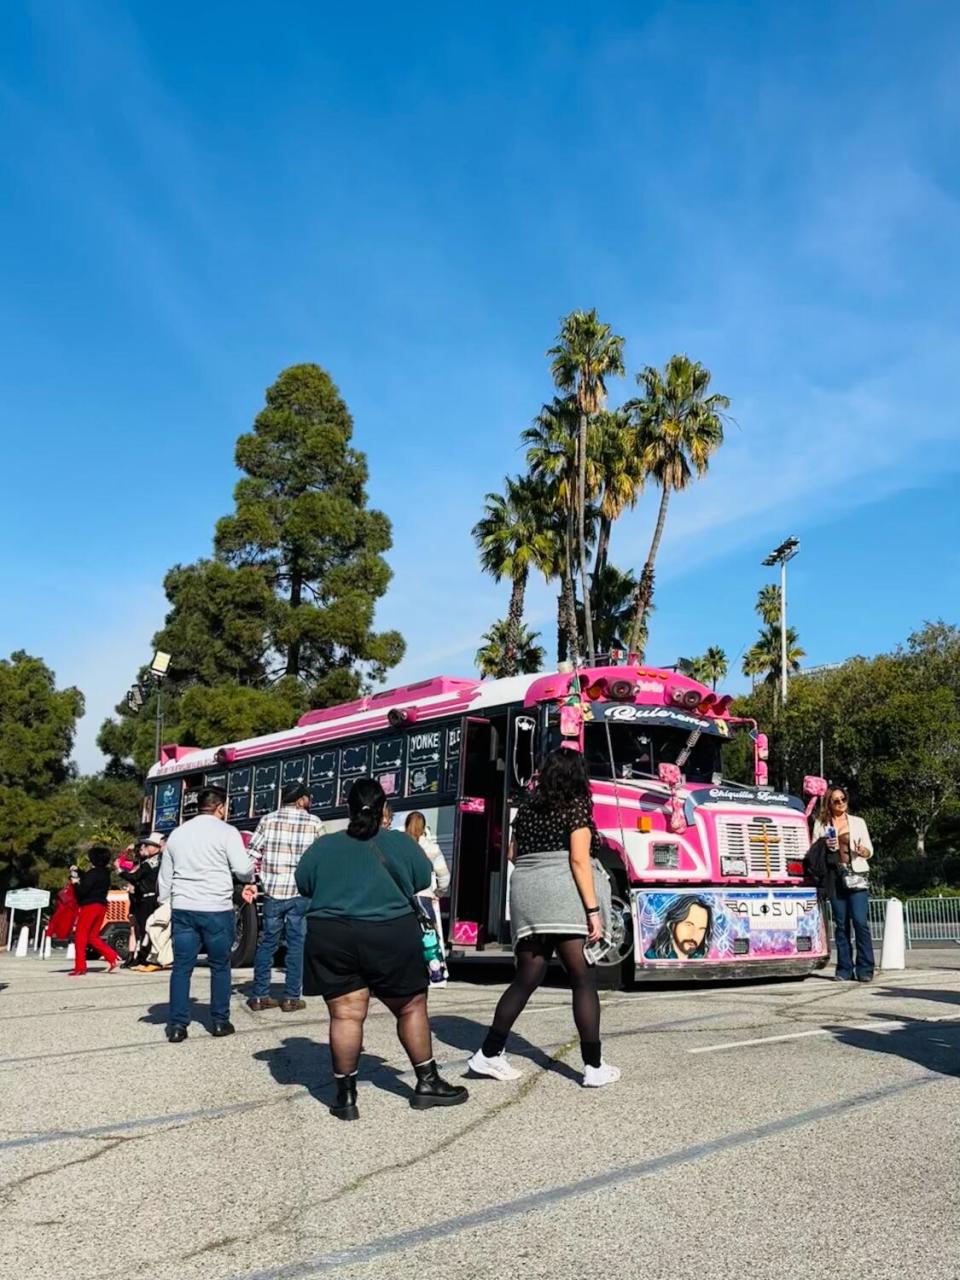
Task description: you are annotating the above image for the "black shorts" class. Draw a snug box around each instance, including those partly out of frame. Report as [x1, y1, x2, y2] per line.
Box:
[303, 913, 428, 1000]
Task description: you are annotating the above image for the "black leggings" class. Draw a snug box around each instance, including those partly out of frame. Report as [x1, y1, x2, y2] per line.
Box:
[482, 935, 601, 1065]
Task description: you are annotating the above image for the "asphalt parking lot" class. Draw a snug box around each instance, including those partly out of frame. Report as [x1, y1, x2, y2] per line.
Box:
[2, 951, 959, 1280]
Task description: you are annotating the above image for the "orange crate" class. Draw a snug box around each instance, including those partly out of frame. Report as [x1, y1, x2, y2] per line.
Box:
[105, 891, 131, 923]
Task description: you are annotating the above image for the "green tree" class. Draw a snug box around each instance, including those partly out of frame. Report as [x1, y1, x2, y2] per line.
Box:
[742, 625, 805, 686]
[472, 476, 553, 677]
[591, 409, 645, 592]
[625, 355, 729, 654]
[549, 310, 626, 664]
[0, 652, 84, 892]
[580, 563, 638, 656]
[863, 688, 960, 858]
[685, 646, 728, 690]
[523, 397, 588, 661]
[476, 620, 545, 678]
[214, 364, 405, 698]
[756, 584, 782, 626]
[101, 363, 406, 777]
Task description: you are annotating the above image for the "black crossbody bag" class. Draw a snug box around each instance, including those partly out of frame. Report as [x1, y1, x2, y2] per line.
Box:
[368, 840, 437, 952]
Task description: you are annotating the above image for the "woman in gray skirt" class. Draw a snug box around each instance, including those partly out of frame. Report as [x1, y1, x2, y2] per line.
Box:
[468, 748, 620, 1088]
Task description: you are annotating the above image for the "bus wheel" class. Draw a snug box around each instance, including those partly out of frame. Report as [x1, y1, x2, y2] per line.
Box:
[232, 902, 258, 968]
[102, 922, 131, 962]
[594, 890, 635, 991]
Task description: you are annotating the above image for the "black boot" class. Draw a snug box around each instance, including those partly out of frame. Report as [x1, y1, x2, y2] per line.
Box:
[330, 1074, 359, 1121]
[411, 1060, 469, 1109]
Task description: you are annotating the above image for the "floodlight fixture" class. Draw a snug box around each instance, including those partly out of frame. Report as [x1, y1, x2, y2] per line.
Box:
[150, 650, 172, 678]
[761, 536, 800, 567]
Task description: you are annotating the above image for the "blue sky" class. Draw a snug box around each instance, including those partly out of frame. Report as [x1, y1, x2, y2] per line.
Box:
[2, 1, 959, 772]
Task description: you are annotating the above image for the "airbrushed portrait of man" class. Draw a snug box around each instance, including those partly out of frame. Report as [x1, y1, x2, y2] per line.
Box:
[644, 896, 714, 960]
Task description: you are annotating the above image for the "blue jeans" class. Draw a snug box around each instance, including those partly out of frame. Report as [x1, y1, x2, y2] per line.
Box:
[830, 891, 875, 979]
[170, 909, 236, 1026]
[252, 895, 308, 999]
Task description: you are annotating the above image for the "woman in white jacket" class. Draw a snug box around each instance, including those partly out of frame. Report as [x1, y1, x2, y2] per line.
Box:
[812, 786, 875, 982]
[405, 813, 450, 982]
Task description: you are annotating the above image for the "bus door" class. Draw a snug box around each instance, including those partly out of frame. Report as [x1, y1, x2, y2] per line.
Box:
[450, 713, 508, 948]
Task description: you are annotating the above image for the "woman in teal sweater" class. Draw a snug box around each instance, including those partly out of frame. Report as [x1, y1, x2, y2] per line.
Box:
[296, 776, 468, 1120]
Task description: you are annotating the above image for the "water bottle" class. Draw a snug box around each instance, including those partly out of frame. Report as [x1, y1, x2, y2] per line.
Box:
[826, 824, 838, 850]
[422, 928, 446, 984]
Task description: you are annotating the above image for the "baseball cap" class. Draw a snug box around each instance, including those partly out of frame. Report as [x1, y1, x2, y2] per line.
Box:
[140, 832, 165, 847]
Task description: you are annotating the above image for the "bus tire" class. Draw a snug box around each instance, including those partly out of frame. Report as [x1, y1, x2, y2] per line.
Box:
[232, 901, 259, 968]
[593, 871, 635, 991]
[102, 921, 131, 962]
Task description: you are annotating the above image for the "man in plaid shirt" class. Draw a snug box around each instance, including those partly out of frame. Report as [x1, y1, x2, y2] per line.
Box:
[246, 783, 326, 1012]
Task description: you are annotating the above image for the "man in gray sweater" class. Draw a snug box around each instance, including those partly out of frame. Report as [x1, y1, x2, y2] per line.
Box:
[158, 786, 254, 1042]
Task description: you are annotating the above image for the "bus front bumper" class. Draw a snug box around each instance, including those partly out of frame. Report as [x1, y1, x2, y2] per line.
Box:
[631, 885, 829, 978]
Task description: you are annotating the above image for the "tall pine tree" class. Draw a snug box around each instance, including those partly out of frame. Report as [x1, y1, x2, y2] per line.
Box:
[100, 364, 405, 777]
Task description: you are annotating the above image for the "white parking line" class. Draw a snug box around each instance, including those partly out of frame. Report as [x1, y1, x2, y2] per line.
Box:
[689, 1013, 960, 1054]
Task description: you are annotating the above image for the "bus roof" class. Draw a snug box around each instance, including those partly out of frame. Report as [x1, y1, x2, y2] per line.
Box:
[146, 672, 542, 779]
[145, 664, 729, 780]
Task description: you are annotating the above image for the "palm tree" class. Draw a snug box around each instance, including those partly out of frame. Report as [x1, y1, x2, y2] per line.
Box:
[548, 310, 625, 664]
[472, 476, 552, 678]
[742, 645, 768, 692]
[591, 409, 644, 592]
[580, 563, 637, 655]
[756, 584, 781, 626]
[476, 619, 545, 678]
[743, 624, 805, 686]
[523, 398, 588, 662]
[701, 646, 728, 690]
[625, 355, 729, 655]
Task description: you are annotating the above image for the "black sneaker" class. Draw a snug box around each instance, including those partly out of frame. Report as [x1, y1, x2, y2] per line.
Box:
[211, 1021, 235, 1037]
[166, 1025, 188, 1043]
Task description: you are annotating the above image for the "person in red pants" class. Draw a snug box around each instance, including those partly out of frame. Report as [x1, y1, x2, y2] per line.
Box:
[69, 846, 121, 975]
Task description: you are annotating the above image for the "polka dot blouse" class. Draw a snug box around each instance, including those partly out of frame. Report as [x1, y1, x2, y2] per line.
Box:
[513, 795, 599, 859]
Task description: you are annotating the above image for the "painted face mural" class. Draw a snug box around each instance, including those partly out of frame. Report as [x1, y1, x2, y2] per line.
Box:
[644, 896, 714, 960]
[637, 889, 826, 962]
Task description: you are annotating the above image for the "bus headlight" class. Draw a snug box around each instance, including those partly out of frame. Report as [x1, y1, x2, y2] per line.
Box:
[651, 842, 679, 869]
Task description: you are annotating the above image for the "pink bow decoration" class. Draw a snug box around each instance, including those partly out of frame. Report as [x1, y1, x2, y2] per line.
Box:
[658, 763, 686, 833]
[803, 775, 827, 818]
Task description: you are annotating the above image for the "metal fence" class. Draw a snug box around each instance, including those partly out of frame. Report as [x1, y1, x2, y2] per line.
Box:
[826, 896, 960, 949]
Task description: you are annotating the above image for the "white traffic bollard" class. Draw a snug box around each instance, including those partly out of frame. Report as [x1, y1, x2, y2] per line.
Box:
[42, 935, 52, 959]
[66, 942, 75, 961]
[15, 926, 29, 958]
[880, 897, 906, 972]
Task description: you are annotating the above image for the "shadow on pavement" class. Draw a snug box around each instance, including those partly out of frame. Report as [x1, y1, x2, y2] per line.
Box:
[833, 1016, 960, 1078]
[871, 985, 960, 1009]
[253, 1034, 412, 1103]
[430, 1012, 582, 1084]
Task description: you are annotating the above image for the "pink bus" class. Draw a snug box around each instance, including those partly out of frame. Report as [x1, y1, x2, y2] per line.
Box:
[143, 663, 829, 983]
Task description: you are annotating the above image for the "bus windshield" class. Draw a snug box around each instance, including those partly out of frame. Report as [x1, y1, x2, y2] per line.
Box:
[583, 721, 723, 785]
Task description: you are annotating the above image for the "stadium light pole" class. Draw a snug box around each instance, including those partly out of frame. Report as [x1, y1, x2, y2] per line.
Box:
[150, 650, 172, 760]
[761, 537, 799, 708]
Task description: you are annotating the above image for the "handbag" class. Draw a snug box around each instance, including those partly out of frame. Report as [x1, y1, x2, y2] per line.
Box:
[370, 840, 446, 974]
[840, 856, 870, 892]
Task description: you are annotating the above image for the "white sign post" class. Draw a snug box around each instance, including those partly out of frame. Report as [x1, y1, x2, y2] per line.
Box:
[4, 889, 51, 953]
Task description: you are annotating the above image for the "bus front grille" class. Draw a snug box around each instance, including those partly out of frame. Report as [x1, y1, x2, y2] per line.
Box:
[718, 817, 804, 878]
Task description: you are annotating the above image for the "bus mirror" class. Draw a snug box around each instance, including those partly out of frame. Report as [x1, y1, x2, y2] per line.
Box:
[513, 716, 536, 787]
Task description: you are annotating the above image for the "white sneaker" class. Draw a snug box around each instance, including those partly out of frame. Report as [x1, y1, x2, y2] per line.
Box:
[582, 1061, 621, 1088]
[467, 1049, 523, 1080]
